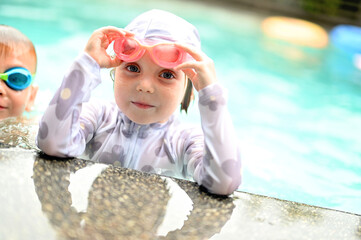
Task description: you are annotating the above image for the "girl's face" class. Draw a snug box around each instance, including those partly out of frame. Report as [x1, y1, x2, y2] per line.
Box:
[0, 52, 38, 119]
[114, 51, 187, 124]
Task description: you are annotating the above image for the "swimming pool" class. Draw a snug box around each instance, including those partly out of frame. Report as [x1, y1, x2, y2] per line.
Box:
[2, 0, 361, 214]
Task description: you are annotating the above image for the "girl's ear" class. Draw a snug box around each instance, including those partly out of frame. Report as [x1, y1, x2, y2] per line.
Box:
[25, 85, 39, 112]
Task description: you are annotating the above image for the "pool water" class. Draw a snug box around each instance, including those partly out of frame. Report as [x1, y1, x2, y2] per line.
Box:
[2, 0, 361, 214]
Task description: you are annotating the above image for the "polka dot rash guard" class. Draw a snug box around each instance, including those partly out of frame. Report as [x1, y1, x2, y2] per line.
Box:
[37, 53, 242, 195]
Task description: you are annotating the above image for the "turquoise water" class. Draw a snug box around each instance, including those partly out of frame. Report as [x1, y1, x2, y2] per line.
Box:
[2, 0, 361, 214]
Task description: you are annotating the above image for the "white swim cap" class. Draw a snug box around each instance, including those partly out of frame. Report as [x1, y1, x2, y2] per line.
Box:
[125, 9, 201, 49]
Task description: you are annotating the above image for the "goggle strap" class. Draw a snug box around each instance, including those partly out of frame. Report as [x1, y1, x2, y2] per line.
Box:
[0, 73, 8, 81]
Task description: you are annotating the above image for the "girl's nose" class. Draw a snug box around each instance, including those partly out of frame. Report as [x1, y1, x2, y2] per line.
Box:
[136, 77, 155, 93]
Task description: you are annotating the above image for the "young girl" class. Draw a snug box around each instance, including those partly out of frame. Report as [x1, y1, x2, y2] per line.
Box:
[37, 9, 241, 195]
[0, 25, 38, 120]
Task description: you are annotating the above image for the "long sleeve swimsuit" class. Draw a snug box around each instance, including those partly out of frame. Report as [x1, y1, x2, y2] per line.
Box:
[36, 53, 242, 195]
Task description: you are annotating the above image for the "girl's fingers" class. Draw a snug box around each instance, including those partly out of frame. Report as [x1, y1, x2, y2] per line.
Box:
[98, 26, 133, 36]
[174, 43, 206, 61]
[99, 26, 134, 42]
[180, 68, 197, 80]
[175, 61, 199, 71]
[85, 26, 134, 68]
[108, 58, 122, 68]
[181, 68, 199, 90]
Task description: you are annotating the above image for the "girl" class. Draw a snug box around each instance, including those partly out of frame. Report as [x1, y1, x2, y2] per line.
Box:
[37, 9, 241, 195]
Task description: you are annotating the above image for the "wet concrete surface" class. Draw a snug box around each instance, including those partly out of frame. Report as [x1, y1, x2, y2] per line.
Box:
[1, 118, 361, 239]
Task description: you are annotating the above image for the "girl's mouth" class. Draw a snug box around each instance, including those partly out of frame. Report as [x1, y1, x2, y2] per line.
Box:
[131, 101, 154, 109]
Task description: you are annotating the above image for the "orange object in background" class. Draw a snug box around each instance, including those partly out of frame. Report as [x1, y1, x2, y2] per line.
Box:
[262, 16, 328, 48]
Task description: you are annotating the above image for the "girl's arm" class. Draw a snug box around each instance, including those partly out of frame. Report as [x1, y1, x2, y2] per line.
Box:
[196, 83, 242, 195]
[37, 27, 131, 157]
[175, 45, 242, 195]
[36, 53, 102, 157]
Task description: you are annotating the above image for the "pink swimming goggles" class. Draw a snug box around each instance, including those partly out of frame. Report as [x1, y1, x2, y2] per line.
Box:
[112, 36, 193, 68]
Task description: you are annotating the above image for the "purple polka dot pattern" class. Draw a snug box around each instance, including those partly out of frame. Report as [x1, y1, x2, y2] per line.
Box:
[222, 159, 242, 190]
[92, 142, 102, 151]
[221, 159, 241, 178]
[150, 123, 163, 129]
[203, 146, 212, 166]
[98, 145, 125, 165]
[122, 125, 150, 139]
[38, 122, 48, 139]
[155, 143, 175, 164]
[79, 118, 94, 139]
[155, 145, 167, 157]
[199, 88, 226, 112]
[138, 130, 149, 139]
[122, 129, 133, 138]
[123, 115, 132, 124]
[50, 70, 86, 120]
[141, 165, 155, 173]
[86, 141, 102, 159]
[201, 173, 214, 190]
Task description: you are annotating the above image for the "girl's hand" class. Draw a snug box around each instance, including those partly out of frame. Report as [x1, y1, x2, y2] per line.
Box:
[85, 26, 133, 68]
[174, 44, 217, 91]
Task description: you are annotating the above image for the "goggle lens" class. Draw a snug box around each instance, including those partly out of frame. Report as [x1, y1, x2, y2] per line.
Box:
[113, 36, 190, 68]
[8, 73, 28, 86]
[0, 67, 33, 91]
[122, 38, 139, 55]
[114, 38, 142, 61]
[153, 45, 182, 64]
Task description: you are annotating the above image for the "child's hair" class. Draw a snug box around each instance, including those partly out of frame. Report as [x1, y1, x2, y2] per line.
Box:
[180, 79, 193, 113]
[0, 25, 37, 72]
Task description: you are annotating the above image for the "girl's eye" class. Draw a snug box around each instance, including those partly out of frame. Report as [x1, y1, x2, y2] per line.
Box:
[160, 71, 175, 80]
[126, 64, 140, 73]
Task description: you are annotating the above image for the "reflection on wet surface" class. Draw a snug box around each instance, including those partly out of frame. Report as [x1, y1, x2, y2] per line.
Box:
[0, 117, 38, 149]
[0, 119, 361, 239]
[32, 154, 237, 239]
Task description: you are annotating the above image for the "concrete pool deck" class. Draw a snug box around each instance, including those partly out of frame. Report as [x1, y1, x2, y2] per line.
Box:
[0, 143, 360, 239]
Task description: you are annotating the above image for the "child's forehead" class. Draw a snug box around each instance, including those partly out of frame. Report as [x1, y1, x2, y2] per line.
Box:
[1, 41, 35, 58]
[0, 50, 36, 73]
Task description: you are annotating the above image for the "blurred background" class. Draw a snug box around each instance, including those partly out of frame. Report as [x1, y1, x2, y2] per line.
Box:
[1, 0, 360, 214]
[206, 0, 361, 25]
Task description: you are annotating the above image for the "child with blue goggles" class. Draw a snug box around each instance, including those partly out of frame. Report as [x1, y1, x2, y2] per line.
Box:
[0, 25, 38, 119]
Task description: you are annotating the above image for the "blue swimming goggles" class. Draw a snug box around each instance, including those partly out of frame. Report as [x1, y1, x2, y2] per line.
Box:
[0, 67, 34, 91]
